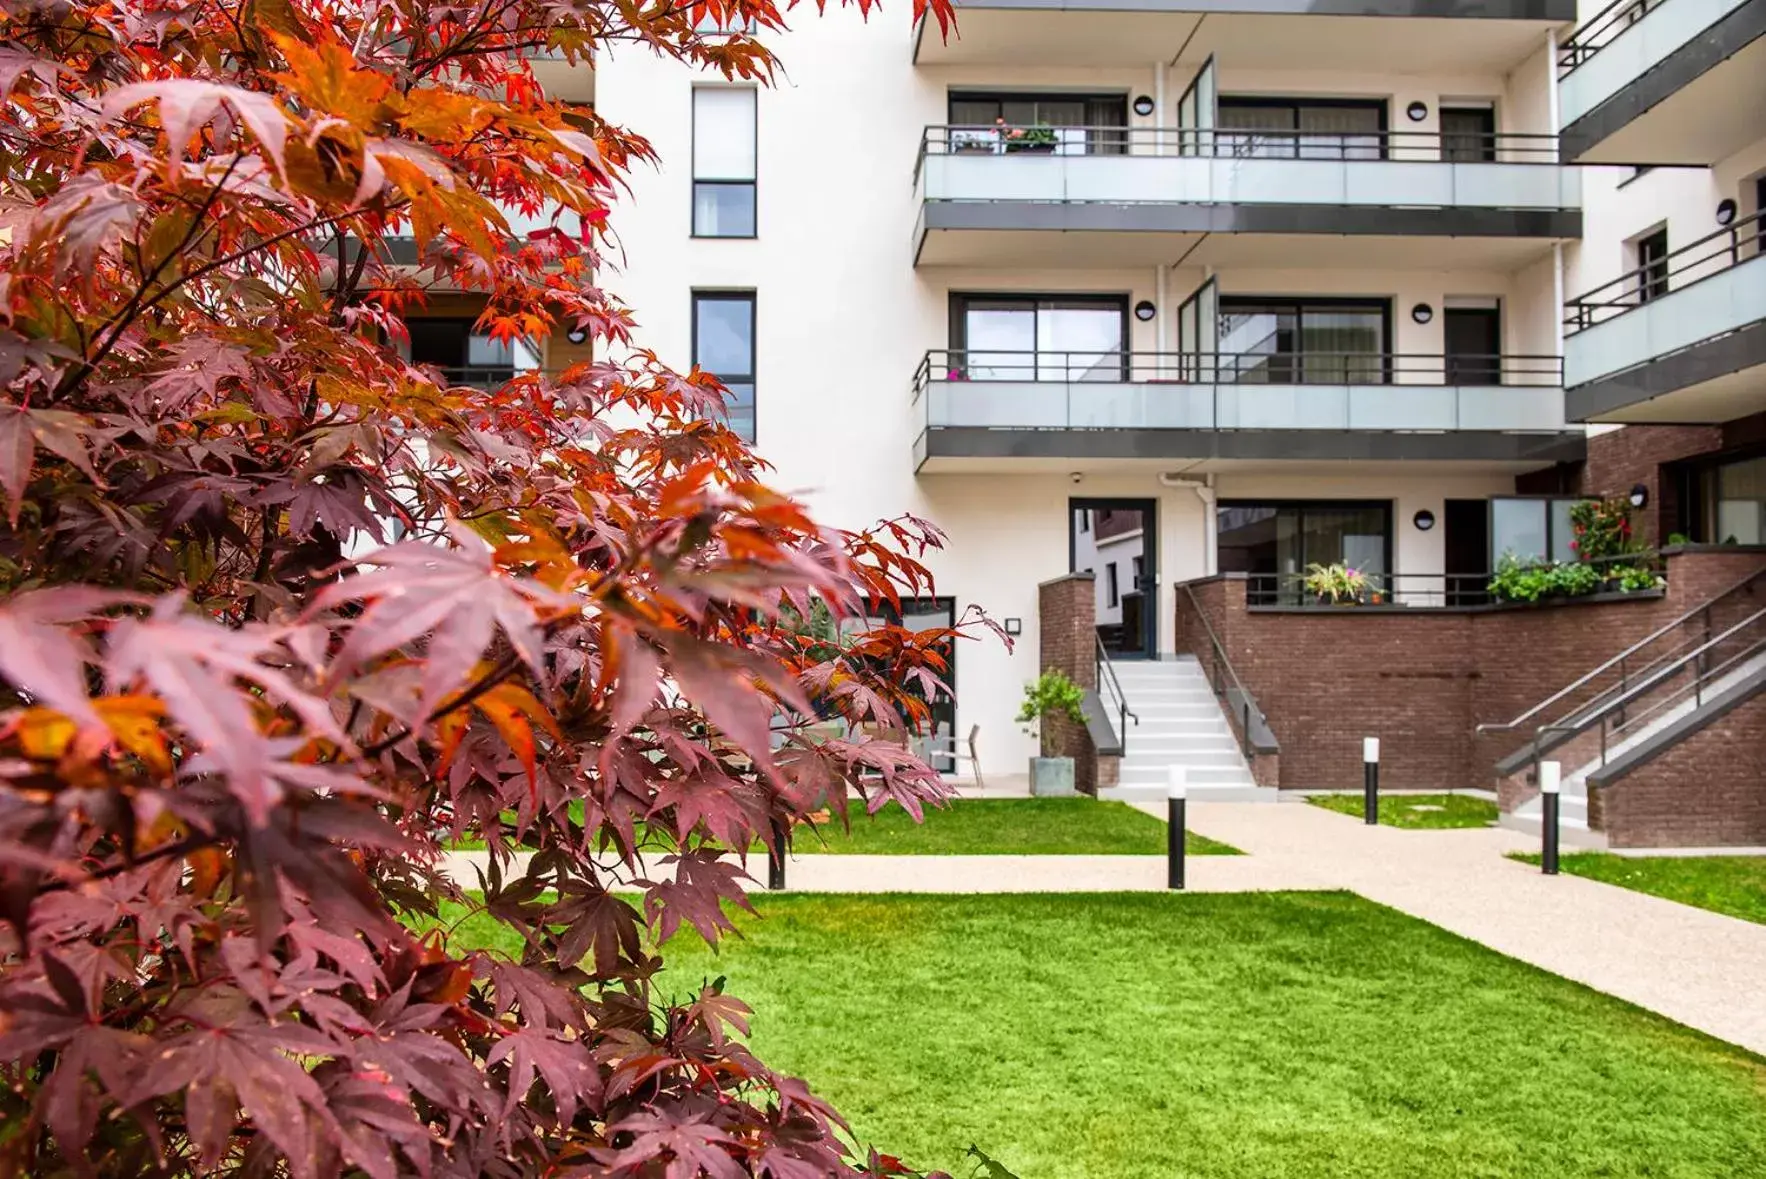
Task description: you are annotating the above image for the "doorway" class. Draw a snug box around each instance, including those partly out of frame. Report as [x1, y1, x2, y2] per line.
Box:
[1071, 498, 1157, 660]
[1444, 306, 1502, 385]
[1443, 499, 1490, 606]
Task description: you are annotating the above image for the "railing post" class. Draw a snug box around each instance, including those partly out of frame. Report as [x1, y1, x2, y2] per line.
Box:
[1167, 767, 1187, 891]
[1539, 760, 1561, 876]
[1362, 737, 1380, 825]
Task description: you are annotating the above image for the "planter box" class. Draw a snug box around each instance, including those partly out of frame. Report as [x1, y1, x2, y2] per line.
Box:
[1029, 756, 1076, 796]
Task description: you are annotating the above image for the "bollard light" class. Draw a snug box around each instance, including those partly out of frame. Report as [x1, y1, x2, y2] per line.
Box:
[1363, 737, 1381, 764]
[1362, 737, 1380, 825]
[1539, 760, 1561, 876]
[1167, 766, 1187, 891]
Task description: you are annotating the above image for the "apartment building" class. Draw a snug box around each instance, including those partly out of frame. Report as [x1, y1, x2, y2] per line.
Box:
[396, 0, 1764, 816]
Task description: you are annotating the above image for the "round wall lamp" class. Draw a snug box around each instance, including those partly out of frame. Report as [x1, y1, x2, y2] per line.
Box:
[1134, 299, 1157, 322]
[1132, 94, 1156, 117]
[1716, 198, 1738, 227]
[1629, 483, 1650, 509]
[1411, 303, 1434, 325]
[1406, 101, 1429, 123]
[1413, 509, 1436, 532]
[565, 325, 589, 344]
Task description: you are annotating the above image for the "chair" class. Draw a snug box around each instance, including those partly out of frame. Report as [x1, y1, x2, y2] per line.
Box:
[919, 722, 984, 789]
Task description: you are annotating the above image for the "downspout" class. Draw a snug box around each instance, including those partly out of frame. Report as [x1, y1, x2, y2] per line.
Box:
[1159, 472, 1218, 579]
[1546, 28, 1568, 397]
[1153, 60, 1167, 154]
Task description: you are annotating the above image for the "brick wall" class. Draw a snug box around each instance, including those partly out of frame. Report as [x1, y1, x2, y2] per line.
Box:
[1587, 687, 1766, 847]
[1174, 550, 1766, 800]
[1038, 574, 1100, 795]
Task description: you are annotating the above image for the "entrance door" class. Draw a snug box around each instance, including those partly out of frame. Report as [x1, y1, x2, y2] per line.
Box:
[1444, 306, 1502, 385]
[1071, 499, 1157, 659]
[1443, 499, 1490, 606]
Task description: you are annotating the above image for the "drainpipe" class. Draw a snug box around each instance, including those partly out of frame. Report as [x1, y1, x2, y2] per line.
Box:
[1153, 60, 1167, 154]
[1155, 263, 1169, 376]
[1159, 472, 1217, 578]
[1544, 27, 1561, 140]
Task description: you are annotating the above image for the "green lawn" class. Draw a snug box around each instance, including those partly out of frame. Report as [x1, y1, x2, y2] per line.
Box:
[1308, 792, 1499, 830]
[1510, 852, 1766, 926]
[453, 798, 1239, 856]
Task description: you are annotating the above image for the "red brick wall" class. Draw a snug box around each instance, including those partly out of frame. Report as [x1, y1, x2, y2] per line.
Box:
[1174, 550, 1766, 797]
[1038, 574, 1100, 795]
[1587, 687, 1766, 847]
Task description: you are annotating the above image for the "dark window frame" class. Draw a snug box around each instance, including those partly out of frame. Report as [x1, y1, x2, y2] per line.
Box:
[1636, 227, 1670, 303]
[1216, 295, 1394, 385]
[1105, 562, 1120, 607]
[1487, 495, 1589, 566]
[949, 291, 1131, 380]
[691, 290, 757, 443]
[1439, 106, 1497, 162]
[690, 87, 758, 240]
[1216, 95, 1390, 161]
[1216, 498, 1395, 605]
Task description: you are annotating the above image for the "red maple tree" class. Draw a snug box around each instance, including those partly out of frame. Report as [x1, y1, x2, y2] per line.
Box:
[0, 0, 997, 1174]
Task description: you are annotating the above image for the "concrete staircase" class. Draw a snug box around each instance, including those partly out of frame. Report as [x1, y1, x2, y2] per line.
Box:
[1505, 648, 1766, 847]
[1096, 656, 1277, 803]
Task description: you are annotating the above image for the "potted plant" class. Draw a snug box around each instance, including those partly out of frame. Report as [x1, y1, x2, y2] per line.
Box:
[995, 117, 1059, 154]
[1302, 562, 1368, 606]
[1016, 669, 1087, 796]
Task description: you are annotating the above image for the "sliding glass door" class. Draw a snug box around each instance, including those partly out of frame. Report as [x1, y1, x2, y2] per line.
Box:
[953, 294, 1127, 381]
[1217, 501, 1392, 604]
[1217, 98, 1386, 160]
[1216, 297, 1389, 384]
[948, 92, 1129, 155]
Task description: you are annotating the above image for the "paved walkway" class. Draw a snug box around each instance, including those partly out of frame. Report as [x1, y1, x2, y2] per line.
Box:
[440, 800, 1766, 1056]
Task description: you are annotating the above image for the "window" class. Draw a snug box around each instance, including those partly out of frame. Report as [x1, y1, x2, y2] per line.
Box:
[1078, 510, 1090, 533]
[1490, 497, 1584, 566]
[692, 88, 756, 237]
[405, 317, 540, 387]
[1217, 98, 1385, 160]
[1217, 501, 1392, 605]
[947, 91, 1128, 155]
[1217, 297, 1390, 384]
[1132, 555, 1145, 586]
[951, 293, 1127, 381]
[1635, 228, 1669, 303]
[1105, 563, 1120, 607]
[1439, 106, 1496, 162]
[1693, 453, 1766, 545]
[692, 292, 756, 442]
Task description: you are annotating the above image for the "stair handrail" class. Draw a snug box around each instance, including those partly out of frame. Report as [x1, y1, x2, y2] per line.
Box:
[1180, 583, 1278, 759]
[1094, 633, 1138, 753]
[1527, 609, 1766, 770]
[1476, 565, 1766, 744]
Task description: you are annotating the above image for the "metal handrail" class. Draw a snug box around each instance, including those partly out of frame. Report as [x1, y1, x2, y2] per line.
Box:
[1094, 634, 1139, 754]
[915, 349, 1564, 398]
[1180, 583, 1278, 759]
[1559, 0, 1665, 76]
[1477, 565, 1766, 744]
[1564, 210, 1765, 334]
[1242, 554, 1666, 608]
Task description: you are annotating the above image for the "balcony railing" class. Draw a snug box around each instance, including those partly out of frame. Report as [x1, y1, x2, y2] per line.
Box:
[1564, 210, 1766, 333]
[913, 349, 1566, 434]
[1558, 0, 1667, 73]
[920, 124, 1563, 166]
[1557, 0, 1748, 124]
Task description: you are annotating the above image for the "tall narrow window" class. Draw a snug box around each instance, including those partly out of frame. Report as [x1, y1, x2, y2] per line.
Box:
[1635, 228, 1669, 303]
[693, 88, 756, 237]
[692, 292, 756, 442]
[1105, 563, 1120, 607]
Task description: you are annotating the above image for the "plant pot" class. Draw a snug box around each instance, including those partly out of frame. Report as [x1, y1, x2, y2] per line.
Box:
[1006, 142, 1057, 154]
[1029, 756, 1076, 796]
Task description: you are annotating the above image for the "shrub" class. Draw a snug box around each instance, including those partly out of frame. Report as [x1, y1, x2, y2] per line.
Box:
[1303, 562, 1368, 604]
[1017, 670, 1088, 758]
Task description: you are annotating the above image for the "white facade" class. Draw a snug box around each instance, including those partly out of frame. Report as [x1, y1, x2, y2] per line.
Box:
[563, 7, 1622, 772]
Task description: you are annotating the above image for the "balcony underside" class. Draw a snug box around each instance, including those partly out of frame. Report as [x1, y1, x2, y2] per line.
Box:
[1559, 5, 1766, 165]
[1567, 320, 1766, 424]
[914, 427, 1586, 473]
[913, 207, 1574, 269]
[913, 7, 1571, 68]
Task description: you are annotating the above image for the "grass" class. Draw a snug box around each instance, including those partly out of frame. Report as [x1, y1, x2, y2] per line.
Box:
[451, 893, 1766, 1178]
[451, 798, 1240, 856]
[1510, 852, 1766, 925]
[1307, 791, 1499, 829]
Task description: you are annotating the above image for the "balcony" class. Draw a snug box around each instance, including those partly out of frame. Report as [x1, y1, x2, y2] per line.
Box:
[1563, 212, 1766, 423]
[1557, 0, 1766, 164]
[913, 0, 1574, 71]
[911, 349, 1582, 472]
[912, 127, 1579, 269]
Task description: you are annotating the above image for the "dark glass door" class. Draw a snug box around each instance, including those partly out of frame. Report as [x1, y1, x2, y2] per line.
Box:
[1444, 307, 1502, 384]
[1444, 499, 1491, 606]
[1440, 107, 1496, 161]
[1072, 500, 1156, 659]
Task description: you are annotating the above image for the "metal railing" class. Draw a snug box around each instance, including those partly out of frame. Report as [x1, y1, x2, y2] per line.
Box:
[917, 124, 1562, 172]
[1243, 553, 1667, 608]
[434, 365, 556, 388]
[1095, 634, 1139, 755]
[1558, 0, 1666, 75]
[1564, 209, 1766, 334]
[914, 349, 1564, 394]
[1477, 566, 1765, 777]
[1180, 584, 1278, 761]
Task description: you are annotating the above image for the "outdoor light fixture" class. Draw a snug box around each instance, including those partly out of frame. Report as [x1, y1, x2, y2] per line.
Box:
[1132, 94, 1156, 117]
[1629, 483, 1650, 508]
[1134, 300, 1157, 322]
[1406, 101, 1428, 122]
[1716, 198, 1738, 227]
[565, 326, 589, 344]
[1004, 618, 1023, 636]
[1411, 303, 1434, 325]
[1413, 509, 1436, 532]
